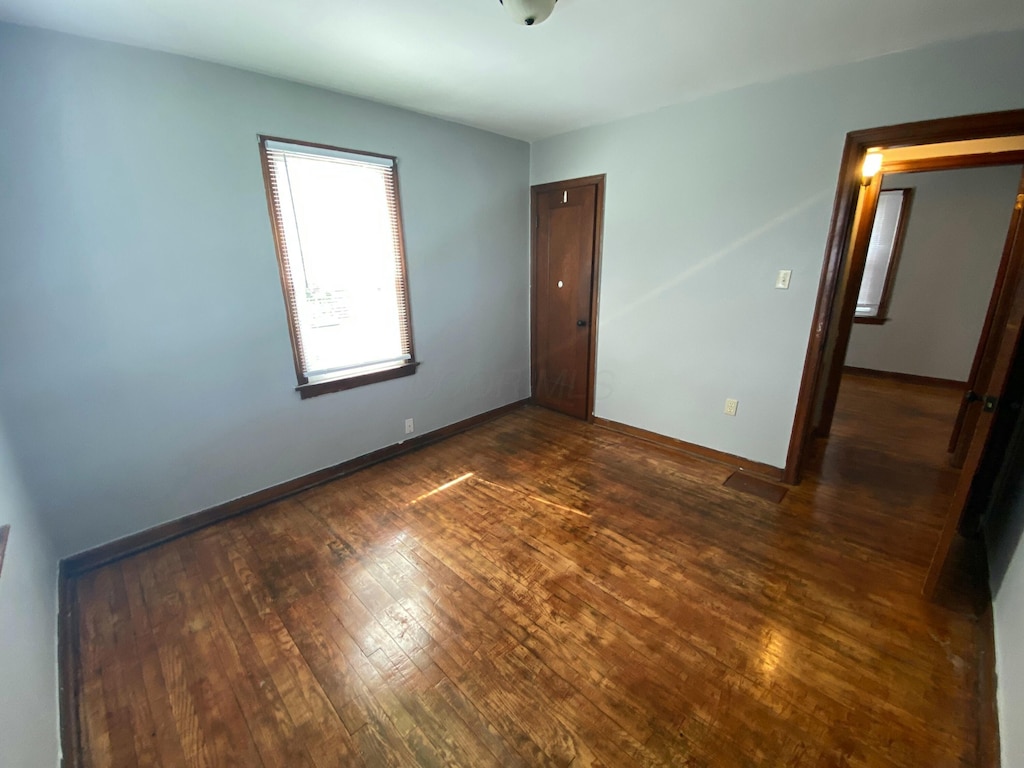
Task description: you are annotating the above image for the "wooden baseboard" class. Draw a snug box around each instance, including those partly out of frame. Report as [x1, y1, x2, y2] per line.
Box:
[61, 398, 529, 578]
[57, 397, 529, 767]
[592, 417, 784, 482]
[843, 366, 966, 390]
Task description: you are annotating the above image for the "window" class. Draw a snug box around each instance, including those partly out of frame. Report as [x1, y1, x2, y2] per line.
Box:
[259, 136, 416, 398]
[855, 188, 913, 324]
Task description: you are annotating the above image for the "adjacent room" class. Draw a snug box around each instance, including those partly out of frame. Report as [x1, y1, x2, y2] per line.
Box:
[2, 1, 1024, 766]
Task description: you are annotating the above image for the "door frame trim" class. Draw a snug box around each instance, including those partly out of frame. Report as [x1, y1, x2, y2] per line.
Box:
[784, 109, 1024, 485]
[530, 174, 607, 422]
[924, 199, 1024, 599]
[947, 165, 1024, 462]
[816, 158, 1024, 445]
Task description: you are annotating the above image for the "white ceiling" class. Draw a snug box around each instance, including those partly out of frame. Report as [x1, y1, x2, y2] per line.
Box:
[2, 0, 1023, 141]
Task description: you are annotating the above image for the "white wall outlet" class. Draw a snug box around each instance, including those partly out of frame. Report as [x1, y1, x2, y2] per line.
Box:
[405, 418, 415, 434]
[776, 270, 792, 290]
[724, 398, 739, 417]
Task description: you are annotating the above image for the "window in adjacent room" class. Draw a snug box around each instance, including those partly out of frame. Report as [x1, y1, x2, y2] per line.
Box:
[259, 136, 416, 398]
[854, 187, 913, 324]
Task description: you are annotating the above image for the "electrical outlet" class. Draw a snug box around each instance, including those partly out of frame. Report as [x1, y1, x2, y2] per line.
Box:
[776, 270, 792, 290]
[724, 398, 739, 417]
[405, 418, 415, 434]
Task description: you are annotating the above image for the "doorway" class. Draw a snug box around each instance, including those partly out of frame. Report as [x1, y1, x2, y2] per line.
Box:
[823, 165, 1023, 446]
[530, 175, 605, 421]
[784, 109, 1024, 597]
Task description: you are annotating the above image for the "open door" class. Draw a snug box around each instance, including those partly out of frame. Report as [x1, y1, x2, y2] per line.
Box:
[948, 168, 1024, 466]
[925, 182, 1024, 597]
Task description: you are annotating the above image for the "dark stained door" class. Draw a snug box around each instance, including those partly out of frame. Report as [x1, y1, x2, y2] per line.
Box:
[948, 168, 1024, 465]
[925, 179, 1024, 597]
[532, 181, 601, 420]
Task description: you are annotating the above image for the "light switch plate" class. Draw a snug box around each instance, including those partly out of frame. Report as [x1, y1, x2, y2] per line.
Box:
[776, 270, 792, 290]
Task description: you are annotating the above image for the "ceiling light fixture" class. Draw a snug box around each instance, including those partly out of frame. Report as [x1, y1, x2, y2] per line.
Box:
[499, 0, 558, 26]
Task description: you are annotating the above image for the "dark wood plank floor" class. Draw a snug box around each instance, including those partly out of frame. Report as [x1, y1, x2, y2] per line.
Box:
[71, 374, 989, 767]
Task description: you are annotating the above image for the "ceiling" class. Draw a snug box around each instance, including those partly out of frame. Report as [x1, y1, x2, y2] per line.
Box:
[2, 0, 1023, 141]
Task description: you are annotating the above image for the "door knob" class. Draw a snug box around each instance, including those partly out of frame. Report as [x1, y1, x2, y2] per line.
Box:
[577, 320, 588, 327]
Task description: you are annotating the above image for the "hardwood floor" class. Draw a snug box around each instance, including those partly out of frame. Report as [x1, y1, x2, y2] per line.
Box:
[69, 374, 990, 767]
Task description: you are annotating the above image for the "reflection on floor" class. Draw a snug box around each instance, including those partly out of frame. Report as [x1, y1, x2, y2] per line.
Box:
[804, 373, 965, 579]
[70, 376, 989, 767]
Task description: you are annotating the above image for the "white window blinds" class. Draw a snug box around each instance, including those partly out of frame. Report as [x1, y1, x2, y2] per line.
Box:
[261, 139, 413, 384]
[856, 189, 908, 318]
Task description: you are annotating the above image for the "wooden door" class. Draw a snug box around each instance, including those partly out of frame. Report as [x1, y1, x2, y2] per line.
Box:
[531, 177, 604, 420]
[925, 182, 1024, 597]
[948, 168, 1024, 466]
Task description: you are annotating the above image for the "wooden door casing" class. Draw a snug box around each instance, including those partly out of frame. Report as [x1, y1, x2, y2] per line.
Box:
[784, 109, 1024, 487]
[531, 177, 604, 421]
[811, 178, 883, 438]
[925, 182, 1024, 597]
[948, 168, 1024, 465]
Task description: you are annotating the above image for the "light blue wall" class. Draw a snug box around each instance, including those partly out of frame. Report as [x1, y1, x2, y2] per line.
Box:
[847, 167, 1022, 382]
[0, 416, 60, 768]
[0, 24, 531, 557]
[992, 513, 1024, 768]
[987, 418, 1024, 768]
[530, 30, 1024, 468]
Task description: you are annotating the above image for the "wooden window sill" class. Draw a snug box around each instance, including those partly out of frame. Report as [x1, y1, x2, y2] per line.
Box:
[854, 316, 889, 325]
[296, 361, 419, 399]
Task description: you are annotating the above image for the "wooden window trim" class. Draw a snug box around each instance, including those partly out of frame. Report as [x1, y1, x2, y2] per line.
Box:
[258, 135, 417, 399]
[296, 360, 419, 399]
[853, 316, 889, 325]
[853, 187, 914, 325]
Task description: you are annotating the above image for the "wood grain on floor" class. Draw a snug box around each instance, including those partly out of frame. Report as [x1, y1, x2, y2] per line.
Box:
[69, 375, 987, 767]
[723, 471, 789, 503]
